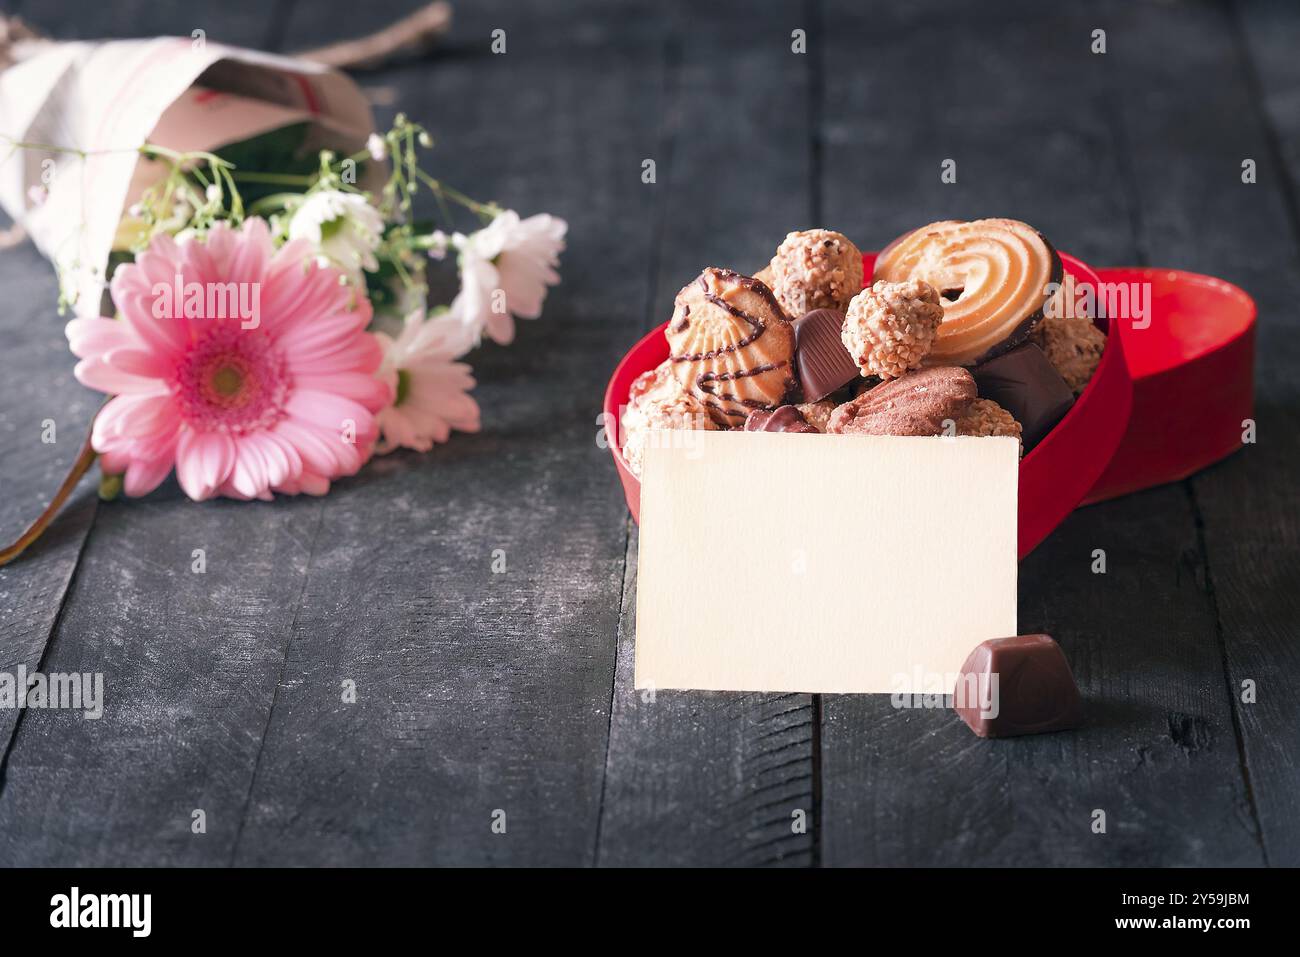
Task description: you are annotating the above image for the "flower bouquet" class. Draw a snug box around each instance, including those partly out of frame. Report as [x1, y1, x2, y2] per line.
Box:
[0, 32, 566, 565]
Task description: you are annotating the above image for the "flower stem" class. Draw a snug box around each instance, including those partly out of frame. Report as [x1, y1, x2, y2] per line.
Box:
[0, 427, 98, 568]
[412, 168, 498, 219]
[229, 171, 317, 185]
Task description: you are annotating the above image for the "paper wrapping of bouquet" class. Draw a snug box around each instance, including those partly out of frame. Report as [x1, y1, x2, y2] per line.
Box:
[0, 37, 377, 316]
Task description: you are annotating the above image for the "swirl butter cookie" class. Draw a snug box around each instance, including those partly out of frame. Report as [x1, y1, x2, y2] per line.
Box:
[667, 267, 797, 426]
[826, 366, 977, 436]
[873, 218, 1061, 366]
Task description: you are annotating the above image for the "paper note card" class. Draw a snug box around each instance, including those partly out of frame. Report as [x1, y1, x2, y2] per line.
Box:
[635, 431, 1018, 694]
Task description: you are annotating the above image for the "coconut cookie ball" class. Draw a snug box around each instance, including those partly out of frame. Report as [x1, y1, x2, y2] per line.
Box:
[620, 384, 718, 477]
[795, 400, 836, 433]
[768, 229, 864, 316]
[841, 280, 944, 380]
[955, 398, 1024, 455]
[1030, 314, 1106, 395]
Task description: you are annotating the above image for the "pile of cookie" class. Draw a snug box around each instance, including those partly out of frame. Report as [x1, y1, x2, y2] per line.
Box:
[620, 218, 1107, 476]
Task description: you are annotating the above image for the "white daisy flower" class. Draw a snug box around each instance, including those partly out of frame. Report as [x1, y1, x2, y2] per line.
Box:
[451, 210, 567, 345]
[289, 190, 386, 286]
[374, 310, 480, 454]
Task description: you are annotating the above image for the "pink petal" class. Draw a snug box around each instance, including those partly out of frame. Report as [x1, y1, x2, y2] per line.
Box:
[273, 419, 350, 475]
[288, 471, 331, 496]
[284, 390, 374, 438]
[293, 372, 392, 411]
[66, 317, 136, 358]
[75, 357, 161, 395]
[245, 432, 292, 487]
[136, 247, 181, 291]
[484, 311, 517, 346]
[175, 429, 235, 501]
[122, 307, 190, 359]
[281, 324, 382, 374]
[122, 443, 176, 497]
[105, 347, 174, 380]
[258, 430, 304, 482]
[228, 437, 270, 499]
[227, 218, 271, 285]
[94, 393, 177, 442]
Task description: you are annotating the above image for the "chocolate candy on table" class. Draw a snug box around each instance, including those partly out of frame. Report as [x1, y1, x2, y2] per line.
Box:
[953, 633, 1083, 738]
[744, 405, 819, 433]
[971, 342, 1075, 448]
[793, 308, 859, 402]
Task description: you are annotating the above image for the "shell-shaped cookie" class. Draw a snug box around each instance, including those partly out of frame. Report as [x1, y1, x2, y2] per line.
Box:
[826, 366, 977, 436]
[665, 268, 796, 426]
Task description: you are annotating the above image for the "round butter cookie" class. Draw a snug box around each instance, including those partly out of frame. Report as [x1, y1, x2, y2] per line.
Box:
[873, 218, 1061, 366]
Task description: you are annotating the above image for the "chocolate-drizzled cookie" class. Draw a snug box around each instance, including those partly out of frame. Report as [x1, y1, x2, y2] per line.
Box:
[666, 267, 797, 426]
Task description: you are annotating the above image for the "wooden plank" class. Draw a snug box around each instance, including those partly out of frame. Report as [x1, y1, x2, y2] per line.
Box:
[0, 0, 284, 811]
[1130, 0, 1300, 865]
[595, 0, 817, 867]
[229, 0, 663, 865]
[0, 495, 334, 865]
[0, 0, 315, 866]
[0, 247, 98, 766]
[599, 528, 816, 866]
[816, 0, 1263, 866]
[7, 0, 284, 45]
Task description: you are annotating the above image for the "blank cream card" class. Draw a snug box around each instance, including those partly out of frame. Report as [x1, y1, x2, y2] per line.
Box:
[634, 431, 1018, 694]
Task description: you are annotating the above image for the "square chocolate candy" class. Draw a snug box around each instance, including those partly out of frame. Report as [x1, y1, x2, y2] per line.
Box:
[954, 633, 1083, 738]
[970, 342, 1075, 448]
[793, 308, 859, 402]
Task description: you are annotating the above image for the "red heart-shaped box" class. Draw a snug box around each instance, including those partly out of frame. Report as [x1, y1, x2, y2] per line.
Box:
[1082, 267, 1255, 504]
[604, 254, 1254, 559]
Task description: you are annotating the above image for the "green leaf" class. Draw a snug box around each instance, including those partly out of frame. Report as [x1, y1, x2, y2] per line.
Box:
[215, 123, 317, 206]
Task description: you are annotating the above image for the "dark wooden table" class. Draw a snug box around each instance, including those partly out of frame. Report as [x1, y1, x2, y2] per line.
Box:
[1, 0, 1296, 867]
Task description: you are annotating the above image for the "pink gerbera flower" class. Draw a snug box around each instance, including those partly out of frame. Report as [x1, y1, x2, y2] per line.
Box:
[66, 219, 391, 500]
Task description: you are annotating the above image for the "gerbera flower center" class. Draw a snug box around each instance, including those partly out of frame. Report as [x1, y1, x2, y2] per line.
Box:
[172, 326, 290, 434]
[209, 363, 246, 399]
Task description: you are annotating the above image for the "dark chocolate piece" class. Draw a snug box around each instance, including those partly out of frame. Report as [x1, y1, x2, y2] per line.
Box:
[971, 342, 1075, 448]
[793, 308, 858, 402]
[744, 405, 819, 433]
[954, 634, 1083, 738]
